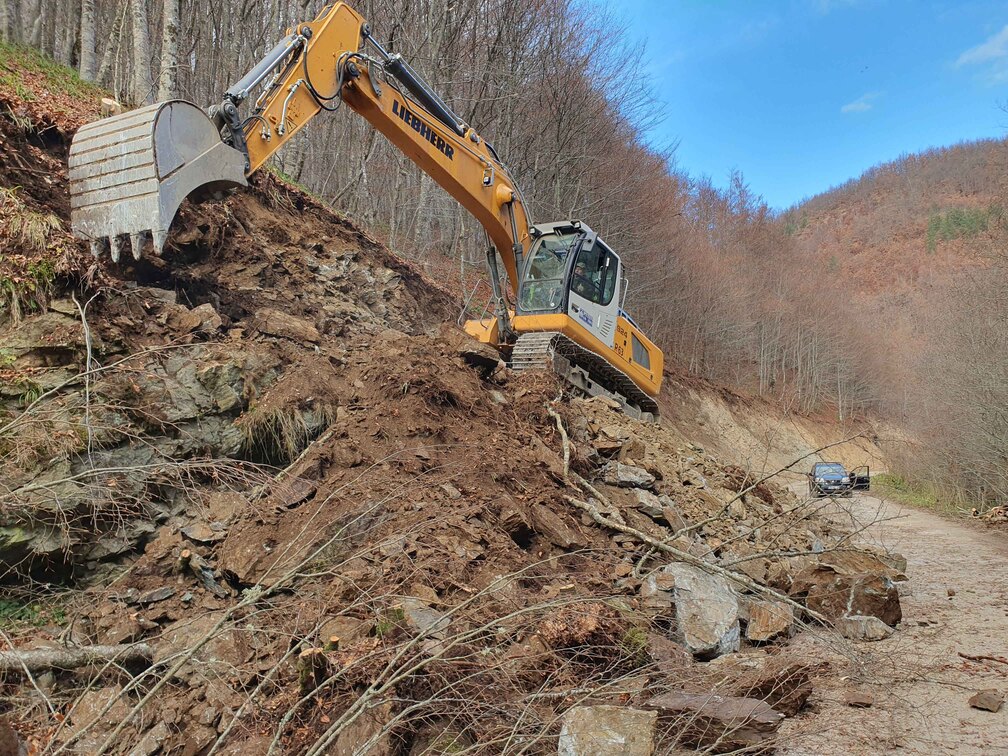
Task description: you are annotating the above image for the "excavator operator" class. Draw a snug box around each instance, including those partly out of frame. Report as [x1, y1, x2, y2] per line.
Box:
[571, 260, 596, 299]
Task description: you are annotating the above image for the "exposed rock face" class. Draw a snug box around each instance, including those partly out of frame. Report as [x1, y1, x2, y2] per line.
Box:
[557, 705, 656, 756]
[661, 563, 740, 658]
[645, 693, 784, 752]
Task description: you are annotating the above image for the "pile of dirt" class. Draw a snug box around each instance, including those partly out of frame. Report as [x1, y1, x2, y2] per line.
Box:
[0, 59, 907, 755]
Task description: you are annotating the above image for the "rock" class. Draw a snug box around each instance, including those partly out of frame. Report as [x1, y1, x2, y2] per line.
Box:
[844, 690, 874, 708]
[319, 616, 373, 645]
[633, 489, 664, 518]
[817, 550, 906, 580]
[253, 308, 320, 343]
[530, 503, 585, 549]
[745, 600, 793, 642]
[132, 721, 171, 756]
[835, 614, 894, 642]
[457, 341, 503, 375]
[191, 302, 223, 333]
[645, 693, 783, 751]
[181, 724, 217, 755]
[602, 462, 655, 490]
[968, 690, 1004, 712]
[790, 565, 901, 627]
[646, 634, 693, 673]
[181, 522, 226, 544]
[333, 699, 393, 756]
[732, 660, 813, 717]
[439, 483, 462, 500]
[657, 495, 689, 532]
[661, 563, 740, 658]
[557, 705, 657, 756]
[135, 587, 175, 606]
[400, 598, 449, 637]
[640, 572, 676, 611]
[679, 467, 706, 487]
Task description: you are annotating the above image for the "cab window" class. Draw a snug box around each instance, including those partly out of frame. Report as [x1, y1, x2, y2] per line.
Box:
[631, 334, 651, 369]
[570, 242, 618, 306]
[519, 232, 579, 311]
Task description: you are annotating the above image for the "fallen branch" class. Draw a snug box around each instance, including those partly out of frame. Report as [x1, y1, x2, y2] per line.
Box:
[546, 404, 570, 483]
[0, 644, 152, 674]
[565, 479, 829, 625]
[958, 651, 1008, 667]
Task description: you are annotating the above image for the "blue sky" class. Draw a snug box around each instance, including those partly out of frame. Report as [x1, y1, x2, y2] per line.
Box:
[611, 0, 1008, 209]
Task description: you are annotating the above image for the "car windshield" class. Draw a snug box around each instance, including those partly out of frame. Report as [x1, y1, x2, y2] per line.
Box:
[518, 232, 579, 311]
[815, 463, 845, 475]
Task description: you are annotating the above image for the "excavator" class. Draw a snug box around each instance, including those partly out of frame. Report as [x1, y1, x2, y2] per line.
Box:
[67, 2, 663, 420]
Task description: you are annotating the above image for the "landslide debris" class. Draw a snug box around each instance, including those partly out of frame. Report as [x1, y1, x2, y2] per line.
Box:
[0, 59, 907, 755]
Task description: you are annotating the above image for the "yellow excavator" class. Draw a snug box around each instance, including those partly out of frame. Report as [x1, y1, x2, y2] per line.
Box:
[67, 2, 663, 420]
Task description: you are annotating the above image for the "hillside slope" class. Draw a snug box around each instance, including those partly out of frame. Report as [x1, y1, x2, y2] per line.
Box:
[785, 137, 1008, 298]
[0, 52, 904, 755]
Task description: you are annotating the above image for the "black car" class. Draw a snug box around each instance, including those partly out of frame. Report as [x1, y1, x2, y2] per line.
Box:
[808, 462, 854, 497]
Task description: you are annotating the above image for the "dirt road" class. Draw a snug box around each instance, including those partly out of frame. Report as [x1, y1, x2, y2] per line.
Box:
[781, 492, 1008, 754]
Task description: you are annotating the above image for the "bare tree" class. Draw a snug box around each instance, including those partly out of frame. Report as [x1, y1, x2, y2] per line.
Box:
[79, 0, 96, 80]
[157, 0, 179, 99]
[129, 0, 152, 104]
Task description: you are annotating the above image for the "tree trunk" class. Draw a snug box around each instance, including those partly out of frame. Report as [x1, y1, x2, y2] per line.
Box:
[60, 0, 80, 67]
[96, 1, 126, 86]
[157, 0, 179, 100]
[0, 643, 152, 673]
[130, 0, 153, 104]
[29, 0, 42, 47]
[79, 0, 96, 80]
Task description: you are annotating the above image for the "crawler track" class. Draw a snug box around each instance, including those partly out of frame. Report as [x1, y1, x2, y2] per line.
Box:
[510, 331, 659, 421]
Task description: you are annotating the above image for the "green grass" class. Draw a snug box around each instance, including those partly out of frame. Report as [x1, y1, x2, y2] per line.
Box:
[873, 473, 963, 517]
[926, 204, 1003, 254]
[0, 596, 67, 628]
[0, 41, 103, 100]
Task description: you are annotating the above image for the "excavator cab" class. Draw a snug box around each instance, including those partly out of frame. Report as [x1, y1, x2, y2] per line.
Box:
[517, 222, 622, 351]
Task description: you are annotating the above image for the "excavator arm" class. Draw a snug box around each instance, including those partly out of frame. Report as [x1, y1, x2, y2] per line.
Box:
[69, 2, 531, 330]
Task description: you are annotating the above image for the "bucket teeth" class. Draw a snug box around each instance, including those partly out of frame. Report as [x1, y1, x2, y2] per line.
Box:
[109, 235, 122, 263]
[152, 230, 167, 256]
[129, 232, 145, 261]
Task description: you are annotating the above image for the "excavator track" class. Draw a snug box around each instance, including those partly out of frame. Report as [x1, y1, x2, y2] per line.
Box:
[510, 332, 659, 422]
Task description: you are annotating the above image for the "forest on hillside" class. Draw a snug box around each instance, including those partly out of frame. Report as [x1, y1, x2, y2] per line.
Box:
[4, 0, 1008, 506]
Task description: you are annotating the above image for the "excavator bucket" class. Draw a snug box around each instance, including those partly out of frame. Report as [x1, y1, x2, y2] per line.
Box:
[68, 100, 248, 261]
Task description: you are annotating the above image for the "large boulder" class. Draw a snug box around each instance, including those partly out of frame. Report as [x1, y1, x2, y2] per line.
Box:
[790, 564, 902, 628]
[558, 705, 656, 756]
[661, 563, 740, 658]
[645, 693, 783, 752]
